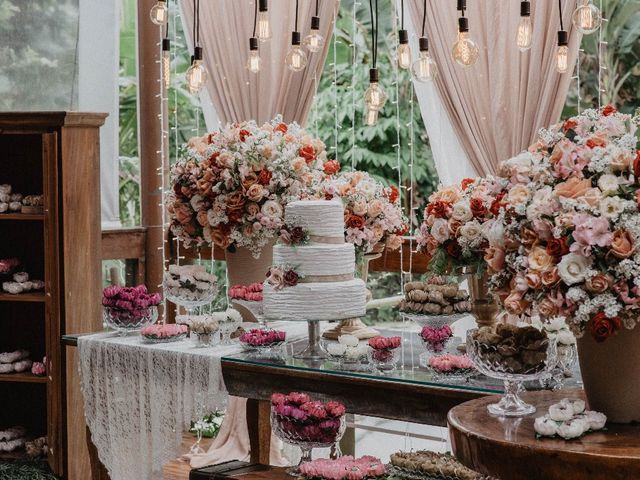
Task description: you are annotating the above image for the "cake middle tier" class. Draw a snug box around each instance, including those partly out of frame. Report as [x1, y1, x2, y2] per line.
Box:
[273, 243, 356, 277]
[263, 278, 367, 321]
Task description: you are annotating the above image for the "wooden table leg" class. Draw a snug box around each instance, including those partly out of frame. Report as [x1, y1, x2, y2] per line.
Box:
[86, 425, 110, 480]
[247, 398, 272, 465]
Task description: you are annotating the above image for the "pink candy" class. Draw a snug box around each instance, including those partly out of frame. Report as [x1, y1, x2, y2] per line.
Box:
[420, 325, 453, 352]
[0, 258, 20, 274]
[102, 285, 162, 325]
[368, 336, 401, 351]
[239, 328, 285, 346]
[298, 456, 386, 480]
[141, 323, 187, 338]
[428, 354, 474, 372]
[229, 283, 264, 301]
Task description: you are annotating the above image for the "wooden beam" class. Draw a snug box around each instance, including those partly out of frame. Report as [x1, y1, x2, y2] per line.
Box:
[101, 227, 146, 259]
[137, 0, 164, 293]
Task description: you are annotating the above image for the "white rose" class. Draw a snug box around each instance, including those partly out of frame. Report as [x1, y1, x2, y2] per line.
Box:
[430, 218, 450, 243]
[556, 329, 576, 346]
[261, 200, 283, 218]
[459, 220, 483, 240]
[451, 201, 473, 222]
[557, 253, 592, 286]
[599, 196, 623, 218]
[597, 174, 619, 194]
[483, 219, 505, 248]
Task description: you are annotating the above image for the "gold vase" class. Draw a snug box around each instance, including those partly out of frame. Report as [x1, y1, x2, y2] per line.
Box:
[461, 267, 500, 328]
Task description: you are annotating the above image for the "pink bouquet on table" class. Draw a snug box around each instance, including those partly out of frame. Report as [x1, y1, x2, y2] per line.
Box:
[167, 116, 333, 257]
[239, 328, 286, 347]
[319, 171, 408, 255]
[229, 282, 263, 301]
[271, 392, 346, 444]
[487, 106, 640, 342]
[416, 176, 508, 274]
[368, 336, 401, 362]
[298, 456, 386, 480]
[102, 285, 162, 326]
[420, 325, 453, 352]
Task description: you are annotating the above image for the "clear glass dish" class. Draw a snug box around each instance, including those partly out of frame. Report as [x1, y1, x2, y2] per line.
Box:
[466, 328, 557, 417]
[141, 332, 187, 344]
[401, 312, 468, 329]
[104, 305, 158, 336]
[163, 279, 218, 309]
[368, 347, 399, 374]
[418, 353, 475, 383]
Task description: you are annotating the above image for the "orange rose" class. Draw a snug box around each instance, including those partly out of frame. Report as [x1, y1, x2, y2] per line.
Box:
[172, 202, 193, 225]
[298, 145, 316, 164]
[554, 177, 592, 199]
[525, 272, 542, 289]
[586, 131, 608, 149]
[602, 105, 617, 116]
[241, 171, 258, 190]
[520, 226, 539, 248]
[323, 160, 340, 175]
[528, 246, 554, 272]
[504, 291, 529, 316]
[246, 184, 265, 202]
[346, 214, 365, 229]
[484, 246, 505, 272]
[448, 218, 463, 236]
[610, 229, 635, 259]
[274, 123, 288, 134]
[196, 210, 209, 227]
[258, 169, 272, 185]
[540, 267, 561, 287]
[585, 273, 613, 294]
[590, 311, 621, 342]
[538, 296, 560, 318]
[226, 192, 246, 213]
[211, 229, 230, 249]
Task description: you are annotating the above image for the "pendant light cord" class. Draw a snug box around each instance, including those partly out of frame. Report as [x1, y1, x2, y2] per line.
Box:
[164, 0, 170, 39]
[196, 0, 200, 46]
[295, 0, 300, 31]
[368, 0, 378, 68]
[253, 0, 257, 37]
[315, 0, 319, 17]
[192, 0, 196, 48]
[421, 0, 426, 36]
[558, 0, 564, 30]
[401, 0, 405, 30]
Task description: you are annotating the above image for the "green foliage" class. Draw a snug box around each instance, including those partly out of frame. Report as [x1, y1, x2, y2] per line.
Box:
[0, 0, 78, 110]
[0, 461, 58, 480]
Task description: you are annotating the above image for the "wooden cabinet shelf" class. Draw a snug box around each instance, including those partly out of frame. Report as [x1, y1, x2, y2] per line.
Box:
[0, 213, 44, 221]
[0, 372, 47, 384]
[0, 292, 46, 303]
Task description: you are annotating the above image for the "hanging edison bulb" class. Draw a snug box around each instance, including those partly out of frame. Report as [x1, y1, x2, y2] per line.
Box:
[516, 1, 533, 52]
[246, 37, 261, 73]
[365, 106, 379, 127]
[286, 32, 308, 71]
[162, 38, 171, 90]
[303, 16, 324, 53]
[397, 30, 411, 70]
[452, 18, 479, 67]
[150, 0, 168, 25]
[256, 0, 272, 42]
[556, 31, 569, 73]
[364, 68, 387, 122]
[572, 0, 602, 34]
[186, 47, 208, 94]
[412, 38, 437, 82]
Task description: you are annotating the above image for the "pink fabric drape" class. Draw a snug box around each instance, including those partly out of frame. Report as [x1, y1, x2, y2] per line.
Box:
[181, 0, 339, 126]
[407, 0, 580, 176]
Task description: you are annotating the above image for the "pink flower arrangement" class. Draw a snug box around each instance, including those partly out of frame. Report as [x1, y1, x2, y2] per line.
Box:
[298, 456, 386, 480]
[239, 328, 286, 347]
[280, 224, 310, 246]
[271, 392, 345, 445]
[419, 325, 453, 352]
[319, 171, 408, 255]
[168, 116, 333, 257]
[486, 106, 640, 341]
[229, 282, 263, 301]
[416, 176, 507, 274]
[140, 323, 188, 339]
[266, 266, 302, 290]
[102, 285, 162, 325]
[428, 354, 474, 373]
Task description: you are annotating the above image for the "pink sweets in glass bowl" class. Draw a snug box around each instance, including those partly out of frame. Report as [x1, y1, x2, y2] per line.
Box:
[102, 285, 161, 336]
[367, 336, 402, 374]
[140, 323, 188, 343]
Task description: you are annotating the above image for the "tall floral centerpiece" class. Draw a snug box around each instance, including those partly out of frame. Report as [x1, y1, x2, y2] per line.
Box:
[487, 106, 640, 422]
[168, 116, 329, 320]
[320, 171, 408, 339]
[416, 177, 507, 327]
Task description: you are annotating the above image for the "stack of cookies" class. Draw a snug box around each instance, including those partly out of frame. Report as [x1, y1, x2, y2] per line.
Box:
[399, 276, 471, 316]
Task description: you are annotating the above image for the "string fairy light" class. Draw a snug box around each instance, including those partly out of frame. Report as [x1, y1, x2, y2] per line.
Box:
[332, 5, 339, 157]
[597, 0, 607, 108]
[350, 0, 358, 170]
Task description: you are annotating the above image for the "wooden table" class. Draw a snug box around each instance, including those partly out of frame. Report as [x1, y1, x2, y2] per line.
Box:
[448, 389, 640, 480]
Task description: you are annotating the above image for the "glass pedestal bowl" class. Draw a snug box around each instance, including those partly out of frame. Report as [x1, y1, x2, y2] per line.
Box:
[466, 328, 557, 417]
[163, 279, 218, 319]
[271, 409, 346, 474]
[367, 348, 399, 374]
[103, 305, 158, 336]
[401, 312, 468, 329]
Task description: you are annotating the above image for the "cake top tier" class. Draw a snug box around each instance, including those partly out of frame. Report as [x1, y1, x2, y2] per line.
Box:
[284, 199, 345, 241]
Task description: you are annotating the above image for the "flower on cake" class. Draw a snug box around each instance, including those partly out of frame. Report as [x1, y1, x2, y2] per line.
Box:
[416, 176, 508, 274]
[168, 116, 333, 257]
[318, 171, 408, 255]
[266, 265, 303, 290]
[485, 106, 640, 341]
[279, 222, 310, 246]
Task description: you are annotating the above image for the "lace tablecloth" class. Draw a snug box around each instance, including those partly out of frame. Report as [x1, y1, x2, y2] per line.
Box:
[78, 322, 309, 480]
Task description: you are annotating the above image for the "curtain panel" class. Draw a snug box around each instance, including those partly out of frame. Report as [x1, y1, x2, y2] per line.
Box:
[407, 0, 580, 177]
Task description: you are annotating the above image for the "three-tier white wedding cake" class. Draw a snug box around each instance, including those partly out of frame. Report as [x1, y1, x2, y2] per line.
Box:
[263, 199, 367, 321]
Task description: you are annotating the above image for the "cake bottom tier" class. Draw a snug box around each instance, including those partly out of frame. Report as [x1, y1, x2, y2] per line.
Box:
[263, 279, 367, 321]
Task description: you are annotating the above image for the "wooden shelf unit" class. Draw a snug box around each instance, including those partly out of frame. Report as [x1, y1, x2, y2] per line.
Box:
[0, 112, 105, 478]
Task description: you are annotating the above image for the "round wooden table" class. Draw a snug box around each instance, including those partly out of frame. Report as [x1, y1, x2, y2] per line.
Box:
[448, 389, 640, 480]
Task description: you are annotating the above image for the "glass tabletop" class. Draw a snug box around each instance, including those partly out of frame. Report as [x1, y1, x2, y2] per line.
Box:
[222, 326, 582, 395]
